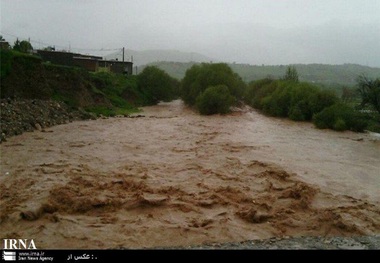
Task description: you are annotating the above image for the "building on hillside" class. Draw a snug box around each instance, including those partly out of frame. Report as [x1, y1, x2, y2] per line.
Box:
[37, 50, 75, 66]
[99, 60, 133, 75]
[73, 57, 99, 72]
[36, 50, 133, 74]
[0, 41, 11, 50]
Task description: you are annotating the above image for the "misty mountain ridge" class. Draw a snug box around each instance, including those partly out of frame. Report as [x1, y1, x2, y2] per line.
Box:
[141, 61, 380, 88]
[105, 49, 213, 66]
[104, 48, 379, 87]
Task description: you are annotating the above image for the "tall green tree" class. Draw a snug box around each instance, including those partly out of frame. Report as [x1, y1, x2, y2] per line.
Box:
[357, 75, 380, 114]
[284, 65, 299, 82]
[13, 39, 33, 53]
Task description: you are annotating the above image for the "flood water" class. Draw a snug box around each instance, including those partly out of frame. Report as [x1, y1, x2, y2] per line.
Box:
[1, 100, 379, 248]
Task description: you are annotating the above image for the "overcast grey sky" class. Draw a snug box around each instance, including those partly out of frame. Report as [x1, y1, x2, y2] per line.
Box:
[1, 0, 380, 66]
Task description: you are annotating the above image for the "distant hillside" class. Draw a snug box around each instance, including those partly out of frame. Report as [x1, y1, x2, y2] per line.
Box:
[106, 49, 213, 67]
[231, 63, 380, 87]
[142, 62, 380, 88]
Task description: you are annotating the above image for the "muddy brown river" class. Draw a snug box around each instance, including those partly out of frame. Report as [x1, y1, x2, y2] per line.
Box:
[0, 100, 379, 248]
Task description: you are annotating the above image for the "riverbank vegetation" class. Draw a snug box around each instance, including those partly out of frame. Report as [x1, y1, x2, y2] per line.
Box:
[1, 46, 378, 132]
[243, 67, 379, 132]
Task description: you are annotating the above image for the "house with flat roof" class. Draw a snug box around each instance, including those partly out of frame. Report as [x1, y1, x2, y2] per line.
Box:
[0, 41, 10, 50]
[99, 59, 133, 75]
[36, 50, 133, 75]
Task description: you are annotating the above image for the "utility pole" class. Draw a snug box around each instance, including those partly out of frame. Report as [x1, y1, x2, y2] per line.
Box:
[122, 47, 125, 62]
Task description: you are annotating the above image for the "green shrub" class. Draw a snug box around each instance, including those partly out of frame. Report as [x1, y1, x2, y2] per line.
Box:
[244, 79, 279, 111]
[182, 63, 246, 106]
[196, 85, 234, 115]
[313, 103, 368, 132]
[244, 78, 274, 107]
[137, 66, 179, 105]
[333, 118, 347, 131]
[357, 75, 380, 114]
[261, 82, 292, 117]
[246, 79, 339, 123]
[289, 103, 306, 121]
[309, 89, 339, 114]
[288, 83, 319, 121]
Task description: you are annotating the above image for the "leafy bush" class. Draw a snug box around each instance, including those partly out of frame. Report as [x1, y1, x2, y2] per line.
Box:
[244, 77, 372, 132]
[196, 85, 235, 115]
[137, 66, 179, 105]
[245, 78, 277, 110]
[333, 118, 347, 131]
[313, 103, 368, 132]
[261, 81, 292, 117]
[357, 75, 380, 114]
[182, 63, 246, 106]
[309, 89, 339, 114]
[247, 80, 338, 121]
[288, 83, 318, 120]
[13, 39, 33, 53]
[289, 103, 307, 121]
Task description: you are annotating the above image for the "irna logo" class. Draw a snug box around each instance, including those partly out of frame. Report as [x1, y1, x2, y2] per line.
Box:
[2, 251, 16, 261]
[3, 239, 37, 250]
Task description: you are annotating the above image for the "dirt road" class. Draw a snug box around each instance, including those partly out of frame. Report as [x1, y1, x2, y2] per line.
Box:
[1, 100, 379, 249]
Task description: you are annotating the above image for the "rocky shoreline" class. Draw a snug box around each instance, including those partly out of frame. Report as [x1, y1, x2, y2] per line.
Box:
[0, 98, 96, 143]
[156, 236, 380, 250]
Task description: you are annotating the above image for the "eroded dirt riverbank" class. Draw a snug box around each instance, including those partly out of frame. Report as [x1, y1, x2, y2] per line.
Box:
[1, 100, 379, 248]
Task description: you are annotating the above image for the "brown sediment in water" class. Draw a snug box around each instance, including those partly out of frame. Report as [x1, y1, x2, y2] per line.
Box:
[0, 100, 379, 249]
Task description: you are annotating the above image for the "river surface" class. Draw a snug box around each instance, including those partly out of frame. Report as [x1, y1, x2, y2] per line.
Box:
[0, 100, 379, 248]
